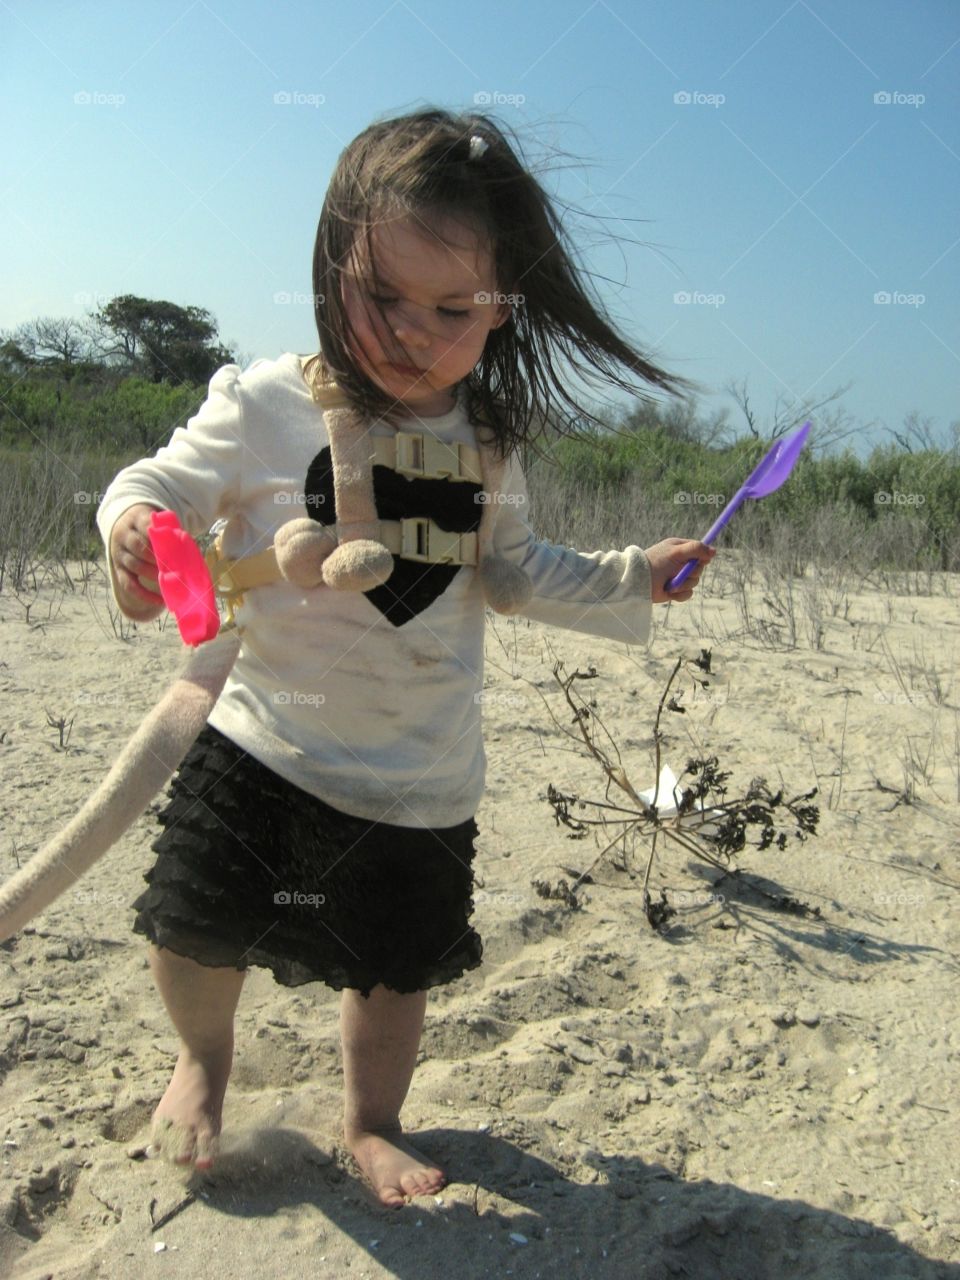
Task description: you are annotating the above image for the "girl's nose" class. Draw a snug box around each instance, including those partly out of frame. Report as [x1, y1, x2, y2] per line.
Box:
[393, 320, 430, 350]
[388, 299, 433, 349]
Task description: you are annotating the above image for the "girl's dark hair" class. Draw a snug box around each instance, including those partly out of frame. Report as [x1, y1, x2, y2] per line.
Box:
[305, 106, 699, 457]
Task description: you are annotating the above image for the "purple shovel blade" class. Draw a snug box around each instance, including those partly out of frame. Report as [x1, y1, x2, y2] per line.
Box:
[738, 419, 813, 499]
[665, 420, 811, 591]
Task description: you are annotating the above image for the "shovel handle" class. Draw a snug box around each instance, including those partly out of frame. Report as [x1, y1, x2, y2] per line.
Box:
[664, 556, 701, 591]
[664, 489, 744, 591]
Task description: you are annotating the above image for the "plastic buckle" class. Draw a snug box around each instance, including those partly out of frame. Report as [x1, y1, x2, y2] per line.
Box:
[400, 516, 433, 562]
[399, 518, 466, 564]
[395, 432, 463, 480]
[423, 438, 461, 480]
[395, 433, 426, 478]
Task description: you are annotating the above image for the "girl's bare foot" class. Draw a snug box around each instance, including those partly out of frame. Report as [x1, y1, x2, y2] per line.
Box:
[346, 1123, 447, 1208]
[144, 945, 245, 1170]
[149, 1045, 233, 1170]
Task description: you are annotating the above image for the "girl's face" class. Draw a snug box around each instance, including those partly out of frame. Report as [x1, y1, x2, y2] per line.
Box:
[341, 214, 511, 417]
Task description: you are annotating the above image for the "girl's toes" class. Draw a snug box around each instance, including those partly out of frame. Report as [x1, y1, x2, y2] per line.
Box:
[194, 1129, 219, 1169]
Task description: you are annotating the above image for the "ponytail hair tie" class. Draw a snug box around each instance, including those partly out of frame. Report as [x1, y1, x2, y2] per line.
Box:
[468, 134, 489, 160]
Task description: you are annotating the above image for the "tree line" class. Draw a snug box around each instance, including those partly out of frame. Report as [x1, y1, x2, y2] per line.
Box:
[1, 295, 237, 387]
[2, 295, 957, 570]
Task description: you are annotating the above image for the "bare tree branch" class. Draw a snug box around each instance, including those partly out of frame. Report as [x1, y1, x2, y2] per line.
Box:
[723, 376, 864, 452]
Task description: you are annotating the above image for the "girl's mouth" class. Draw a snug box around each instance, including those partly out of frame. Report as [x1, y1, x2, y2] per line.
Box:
[389, 362, 425, 377]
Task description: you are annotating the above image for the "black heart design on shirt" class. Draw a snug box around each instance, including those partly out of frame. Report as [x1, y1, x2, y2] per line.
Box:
[303, 446, 481, 626]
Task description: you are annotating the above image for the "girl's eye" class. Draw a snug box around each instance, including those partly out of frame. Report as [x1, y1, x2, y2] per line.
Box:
[368, 294, 468, 319]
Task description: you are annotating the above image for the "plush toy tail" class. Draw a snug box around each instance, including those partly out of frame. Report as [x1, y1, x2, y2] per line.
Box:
[0, 628, 242, 944]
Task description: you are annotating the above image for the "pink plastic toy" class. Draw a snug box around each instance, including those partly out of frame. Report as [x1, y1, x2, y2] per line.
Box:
[146, 510, 220, 645]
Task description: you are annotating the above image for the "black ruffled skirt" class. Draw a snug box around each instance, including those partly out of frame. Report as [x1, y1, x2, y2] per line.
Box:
[131, 724, 483, 997]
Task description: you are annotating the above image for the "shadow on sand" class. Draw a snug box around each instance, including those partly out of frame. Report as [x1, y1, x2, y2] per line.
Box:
[155, 1126, 960, 1280]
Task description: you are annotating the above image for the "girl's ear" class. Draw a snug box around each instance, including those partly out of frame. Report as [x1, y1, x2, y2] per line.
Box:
[490, 301, 512, 330]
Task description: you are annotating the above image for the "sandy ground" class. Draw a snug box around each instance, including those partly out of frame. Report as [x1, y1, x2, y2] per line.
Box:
[1, 559, 958, 1279]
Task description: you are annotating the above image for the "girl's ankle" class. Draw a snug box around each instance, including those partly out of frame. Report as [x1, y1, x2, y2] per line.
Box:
[344, 1119, 403, 1140]
[178, 1039, 234, 1069]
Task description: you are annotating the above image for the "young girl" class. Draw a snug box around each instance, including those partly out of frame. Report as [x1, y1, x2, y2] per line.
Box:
[98, 107, 715, 1209]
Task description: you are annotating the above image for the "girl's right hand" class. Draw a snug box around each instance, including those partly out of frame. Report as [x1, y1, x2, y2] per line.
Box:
[644, 537, 716, 603]
[109, 503, 166, 620]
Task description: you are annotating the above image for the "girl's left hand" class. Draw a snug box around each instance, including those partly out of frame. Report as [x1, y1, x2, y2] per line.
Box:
[644, 538, 716, 603]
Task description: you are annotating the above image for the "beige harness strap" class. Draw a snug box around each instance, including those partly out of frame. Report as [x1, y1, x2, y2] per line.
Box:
[204, 384, 486, 598]
[205, 544, 281, 595]
[207, 518, 479, 598]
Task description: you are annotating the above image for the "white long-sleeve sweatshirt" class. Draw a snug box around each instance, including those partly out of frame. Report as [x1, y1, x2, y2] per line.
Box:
[96, 353, 652, 828]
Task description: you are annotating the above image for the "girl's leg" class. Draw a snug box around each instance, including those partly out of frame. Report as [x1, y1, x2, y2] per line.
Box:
[340, 984, 446, 1207]
[147, 942, 246, 1169]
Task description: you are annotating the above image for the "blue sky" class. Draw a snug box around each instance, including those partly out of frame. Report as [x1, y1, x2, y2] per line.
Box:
[2, 0, 958, 453]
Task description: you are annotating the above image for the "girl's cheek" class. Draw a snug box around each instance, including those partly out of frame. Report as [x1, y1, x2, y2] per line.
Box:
[349, 306, 379, 358]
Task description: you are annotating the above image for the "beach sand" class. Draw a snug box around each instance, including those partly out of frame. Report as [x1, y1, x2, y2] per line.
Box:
[1, 562, 958, 1278]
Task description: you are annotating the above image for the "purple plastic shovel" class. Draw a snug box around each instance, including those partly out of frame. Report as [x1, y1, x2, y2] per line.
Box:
[665, 419, 812, 592]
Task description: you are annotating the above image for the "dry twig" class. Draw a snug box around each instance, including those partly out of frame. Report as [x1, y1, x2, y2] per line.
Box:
[539, 651, 821, 931]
